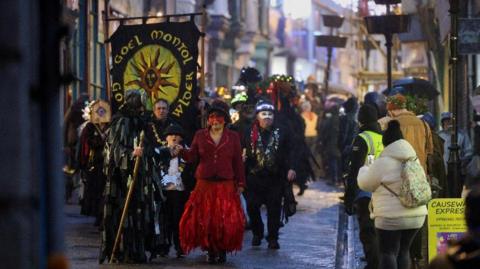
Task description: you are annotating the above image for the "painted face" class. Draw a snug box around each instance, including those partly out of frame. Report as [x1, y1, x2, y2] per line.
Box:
[257, 110, 274, 129]
[208, 112, 225, 126]
[166, 134, 182, 147]
[258, 110, 274, 120]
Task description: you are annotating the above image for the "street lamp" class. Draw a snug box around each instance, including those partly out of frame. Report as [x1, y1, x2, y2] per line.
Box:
[364, 0, 410, 92]
[448, 0, 461, 197]
[316, 14, 347, 97]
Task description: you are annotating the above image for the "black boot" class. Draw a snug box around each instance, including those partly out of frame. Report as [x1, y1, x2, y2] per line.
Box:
[268, 239, 280, 249]
[176, 249, 185, 258]
[206, 251, 216, 264]
[217, 251, 226, 263]
[297, 184, 308, 196]
[252, 235, 262, 246]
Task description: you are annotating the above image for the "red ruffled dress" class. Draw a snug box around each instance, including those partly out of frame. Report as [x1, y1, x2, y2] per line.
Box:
[179, 128, 246, 254]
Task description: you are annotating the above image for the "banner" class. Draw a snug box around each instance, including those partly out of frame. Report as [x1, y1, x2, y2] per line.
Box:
[427, 198, 467, 261]
[109, 20, 201, 126]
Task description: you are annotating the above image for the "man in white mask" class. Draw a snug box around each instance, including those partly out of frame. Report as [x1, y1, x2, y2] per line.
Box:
[243, 100, 297, 250]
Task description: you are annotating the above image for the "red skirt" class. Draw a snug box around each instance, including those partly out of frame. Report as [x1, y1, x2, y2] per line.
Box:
[179, 179, 245, 254]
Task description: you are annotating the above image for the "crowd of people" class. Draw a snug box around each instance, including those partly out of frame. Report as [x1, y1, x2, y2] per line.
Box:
[63, 67, 321, 264]
[340, 92, 480, 269]
[63, 66, 480, 267]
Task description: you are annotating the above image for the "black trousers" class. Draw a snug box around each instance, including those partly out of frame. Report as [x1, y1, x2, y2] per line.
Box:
[245, 184, 283, 241]
[355, 197, 379, 269]
[164, 190, 188, 253]
[376, 228, 419, 269]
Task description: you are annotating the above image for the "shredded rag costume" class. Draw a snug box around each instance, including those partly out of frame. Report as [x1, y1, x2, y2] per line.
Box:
[179, 128, 246, 254]
[100, 93, 153, 263]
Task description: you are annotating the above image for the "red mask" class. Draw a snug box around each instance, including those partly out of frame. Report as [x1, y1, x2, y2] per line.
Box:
[208, 113, 225, 126]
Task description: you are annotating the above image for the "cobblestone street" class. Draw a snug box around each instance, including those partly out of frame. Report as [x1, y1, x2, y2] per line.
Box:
[66, 181, 343, 269]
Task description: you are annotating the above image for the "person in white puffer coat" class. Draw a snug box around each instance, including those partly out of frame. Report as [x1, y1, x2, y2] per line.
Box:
[358, 120, 428, 269]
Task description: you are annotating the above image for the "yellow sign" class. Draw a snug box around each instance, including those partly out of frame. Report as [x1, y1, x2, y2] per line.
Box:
[427, 198, 467, 261]
[109, 21, 200, 124]
[124, 44, 181, 105]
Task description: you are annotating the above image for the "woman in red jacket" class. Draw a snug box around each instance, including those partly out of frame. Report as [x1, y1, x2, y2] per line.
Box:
[178, 99, 246, 264]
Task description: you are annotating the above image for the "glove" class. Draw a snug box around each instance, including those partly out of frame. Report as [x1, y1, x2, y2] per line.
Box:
[344, 184, 356, 216]
[344, 196, 355, 215]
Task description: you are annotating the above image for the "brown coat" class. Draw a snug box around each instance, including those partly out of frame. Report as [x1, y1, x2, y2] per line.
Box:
[390, 109, 434, 173]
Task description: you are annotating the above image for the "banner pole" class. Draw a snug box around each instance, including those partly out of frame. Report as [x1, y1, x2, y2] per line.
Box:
[200, 4, 207, 97]
[103, 0, 112, 101]
[106, 12, 203, 22]
[84, 0, 90, 98]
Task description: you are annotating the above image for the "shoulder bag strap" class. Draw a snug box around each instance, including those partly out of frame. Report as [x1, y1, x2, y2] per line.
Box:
[381, 182, 399, 197]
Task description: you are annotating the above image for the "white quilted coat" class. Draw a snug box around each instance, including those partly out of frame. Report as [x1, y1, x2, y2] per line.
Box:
[357, 139, 428, 219]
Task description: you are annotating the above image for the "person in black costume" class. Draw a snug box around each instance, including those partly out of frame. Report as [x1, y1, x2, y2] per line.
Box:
[100, 90, 152, 264]
[266, 75, 314, 195]
[244, 100, 297, 249]
[78, 100, 110, 227]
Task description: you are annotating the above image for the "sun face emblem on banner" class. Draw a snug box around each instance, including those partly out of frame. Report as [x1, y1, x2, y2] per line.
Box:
[124, 45, 181, 108]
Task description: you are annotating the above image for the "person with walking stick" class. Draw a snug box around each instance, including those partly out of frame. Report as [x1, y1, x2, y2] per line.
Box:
[100, 90, 151, 264]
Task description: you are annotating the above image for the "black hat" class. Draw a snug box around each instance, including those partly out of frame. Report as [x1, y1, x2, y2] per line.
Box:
[238, 67, 262, 84]
[255, 99, 275, 114]
[382, 120, 404, 146]
[364, 92, 387, 118]
[343, 97, 358, 113]
[207, 99, 229, 116]
[358, 104, 378, 126]
[163, 124, 185, 138]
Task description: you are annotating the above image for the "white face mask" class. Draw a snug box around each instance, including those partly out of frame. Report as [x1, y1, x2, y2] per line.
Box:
[258, 111, 274, 120]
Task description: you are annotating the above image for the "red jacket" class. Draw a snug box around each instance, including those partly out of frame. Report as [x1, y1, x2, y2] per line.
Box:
[182, 128, 246, 188]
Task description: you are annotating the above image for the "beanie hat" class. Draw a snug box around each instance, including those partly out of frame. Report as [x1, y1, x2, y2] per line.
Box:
[421, 112, 436, 129]
[387, 94, 407, 111]
[382, 120, 404, 146]
[255, 100, 275, 114]
[364, 91, 387, 118]
[343, 97, 358, 113]
[358, 104, 378, 126]
[163, 124, 185, 138]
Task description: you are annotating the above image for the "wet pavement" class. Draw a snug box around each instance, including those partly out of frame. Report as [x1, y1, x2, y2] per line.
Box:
[66, 180, 343, 269]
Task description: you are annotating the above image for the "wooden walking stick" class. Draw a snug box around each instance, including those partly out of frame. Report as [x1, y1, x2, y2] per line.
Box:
[109, 131, 145, 263]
